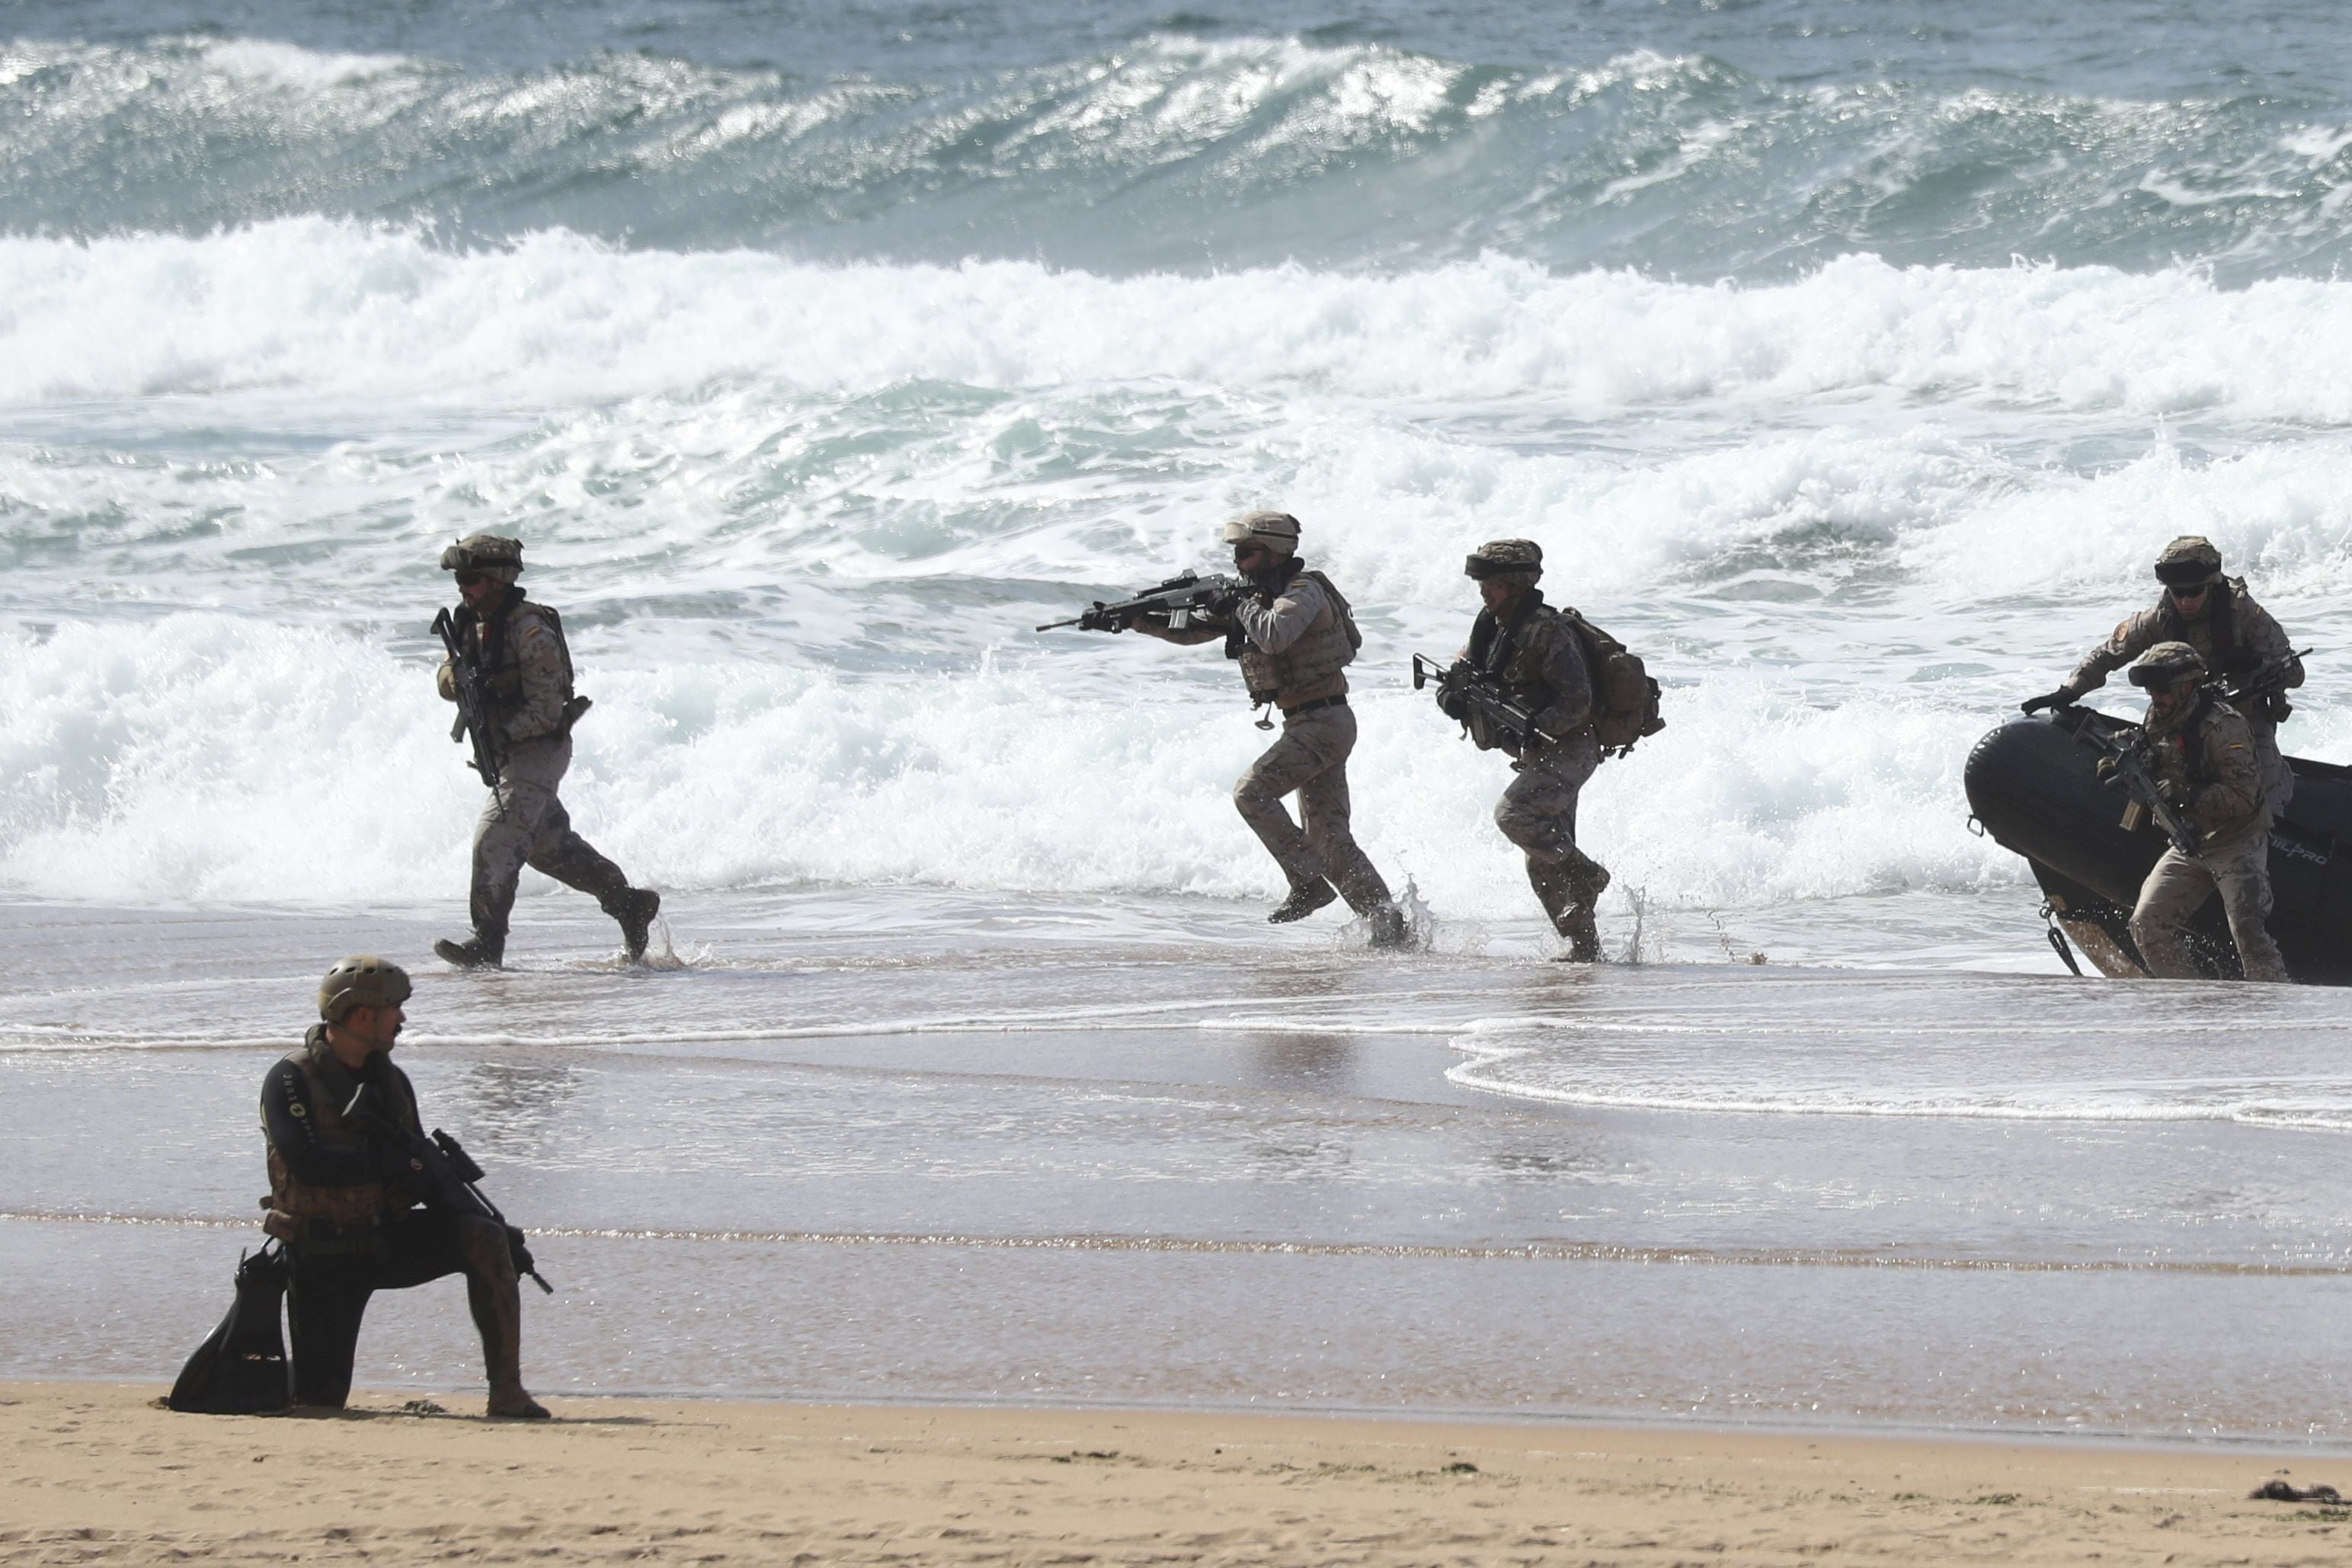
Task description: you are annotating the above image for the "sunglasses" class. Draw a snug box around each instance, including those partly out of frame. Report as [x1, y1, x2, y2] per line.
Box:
[454, 571, 489, 588]
[2167, 581, 2210, 598]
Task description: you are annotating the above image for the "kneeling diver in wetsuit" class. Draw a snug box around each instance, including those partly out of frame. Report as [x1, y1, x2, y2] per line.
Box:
[260, 956, 551, 1416]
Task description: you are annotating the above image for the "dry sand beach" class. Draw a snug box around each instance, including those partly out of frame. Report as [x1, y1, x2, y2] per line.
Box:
[4, 1381, 2347, 1566]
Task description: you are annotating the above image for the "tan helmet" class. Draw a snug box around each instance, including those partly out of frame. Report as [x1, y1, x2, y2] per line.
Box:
[440, 533, 525, 586]
[1464, 538, 1543, 581]
[2128, 640, 2207, 689]
[2152, 535, 2222, 589]
[1220, 510, 1301, 556]
[318, 955, 414, 1024]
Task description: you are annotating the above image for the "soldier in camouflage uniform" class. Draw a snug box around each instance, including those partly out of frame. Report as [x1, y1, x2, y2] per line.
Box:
[1131, 511, 1408, 946]
[1440, 539, 1611, 962]
[434, 534, 660, 969]
[2116, 642, 2287, 983]
[2024, 536, 2302, 813]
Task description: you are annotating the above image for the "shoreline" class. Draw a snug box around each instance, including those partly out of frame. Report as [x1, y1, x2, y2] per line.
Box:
[8, 1381, 2348, 1564]
[32, 1368, 2352, 1460]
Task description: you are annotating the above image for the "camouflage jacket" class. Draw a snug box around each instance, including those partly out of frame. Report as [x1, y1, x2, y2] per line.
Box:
[437, 590, 576, 745]
[1464, 590, 1594, 748]
[2066, 578, 2299, 702]
[2146, 695, 2269, 846]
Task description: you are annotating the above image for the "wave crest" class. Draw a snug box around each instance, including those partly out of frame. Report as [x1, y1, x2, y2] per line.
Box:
[8, 35, 2352, 276]
[10, 224, 2352, 423]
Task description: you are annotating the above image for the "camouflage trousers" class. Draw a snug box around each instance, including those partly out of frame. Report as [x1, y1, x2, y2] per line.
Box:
[1494, 734, 1608, 927]
[1232, 702, 1394, 916]
[2128, 829, 2288, 983]
[470, 736, 631, 941]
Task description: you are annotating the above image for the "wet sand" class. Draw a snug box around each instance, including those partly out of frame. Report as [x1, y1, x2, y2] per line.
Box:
[15, 897, 2352, 1440]
[4, 1381, 2344, 1565]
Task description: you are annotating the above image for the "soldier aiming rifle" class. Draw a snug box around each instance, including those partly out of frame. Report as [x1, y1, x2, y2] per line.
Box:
[1040, 512, 1410, 946]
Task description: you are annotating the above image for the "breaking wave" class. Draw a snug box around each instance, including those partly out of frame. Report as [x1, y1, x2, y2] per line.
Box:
[10, 34, 2352, 278]
[13, 222, 2352, 421]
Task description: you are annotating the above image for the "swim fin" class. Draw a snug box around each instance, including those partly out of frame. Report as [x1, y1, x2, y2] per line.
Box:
[167, 1243, 292, 1414]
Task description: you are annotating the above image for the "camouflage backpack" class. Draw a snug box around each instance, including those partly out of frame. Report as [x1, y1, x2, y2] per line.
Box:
[1558, 607, 1665, 756]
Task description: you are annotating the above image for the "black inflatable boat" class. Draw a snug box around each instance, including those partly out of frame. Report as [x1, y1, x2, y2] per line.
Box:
[1963, 708, 2352, 982]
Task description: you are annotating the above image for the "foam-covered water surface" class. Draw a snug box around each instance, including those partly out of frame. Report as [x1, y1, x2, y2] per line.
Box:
[7, 230, 2352, 922]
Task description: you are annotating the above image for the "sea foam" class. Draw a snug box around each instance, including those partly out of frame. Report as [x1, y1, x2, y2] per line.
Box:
[8, 224, 2352, 420]
[0, 613, 2024, 914]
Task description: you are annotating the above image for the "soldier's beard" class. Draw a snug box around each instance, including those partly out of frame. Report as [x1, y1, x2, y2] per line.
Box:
[2145, 689, 2194, 737]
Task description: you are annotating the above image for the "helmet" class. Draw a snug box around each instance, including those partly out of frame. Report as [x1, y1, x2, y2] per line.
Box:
[2128, 641, 2208, 689]
[440, 533, 525, 585]
[1221, 510, 1301, 556]
[2152, 536, 2222, 588]
[1464, 539, 1543, 581]
[318, 955, 414, 1024]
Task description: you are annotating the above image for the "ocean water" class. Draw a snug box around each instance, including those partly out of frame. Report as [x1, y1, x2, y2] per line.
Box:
[7, 0, 2352, 1440]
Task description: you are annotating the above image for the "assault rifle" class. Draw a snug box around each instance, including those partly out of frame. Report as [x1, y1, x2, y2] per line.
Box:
[1036, 570, 1246, 634]
[345, 1089, 554, 1294]
[2073, 718, 2203, 859]
[1413, 653, 1560, 754]
[2213, 647, 2312, 719]
[432, 606, 502, 787]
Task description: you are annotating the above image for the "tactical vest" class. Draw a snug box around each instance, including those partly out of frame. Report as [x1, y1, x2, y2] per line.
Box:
[1470, 596, 1561, 705]
[1234, 566, 1359, 708]
[2152, 696, 2266, 842]
[2155, 578, 2251, 676]
[465, 592, 576, 721]
[261, 1032, 420, 1247]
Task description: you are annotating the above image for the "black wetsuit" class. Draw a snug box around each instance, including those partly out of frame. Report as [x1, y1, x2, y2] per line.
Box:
[261, 1044, 475, 1408]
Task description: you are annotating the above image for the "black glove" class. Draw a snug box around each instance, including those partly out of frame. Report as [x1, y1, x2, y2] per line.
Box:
[2158, 778, 2191, 808]
[1202, 588, 1241, 620]
[2019, 689, 2075, 715]
[1435, 667, 1469, 722]
[371, 1136, 422, 1182]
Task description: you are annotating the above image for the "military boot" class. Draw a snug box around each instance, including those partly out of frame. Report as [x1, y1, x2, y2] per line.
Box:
[1269, 878, 1339, 923]
[1553, 908, 1602, 963]
[1367, 902, 1411, 949]
[1527, 863, 1576, 928]
[434, 933, 504, 970]
[1565, 858, 1611, 915]
[1553, 860, 1611, 964]
[603, 888, 661, 961]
